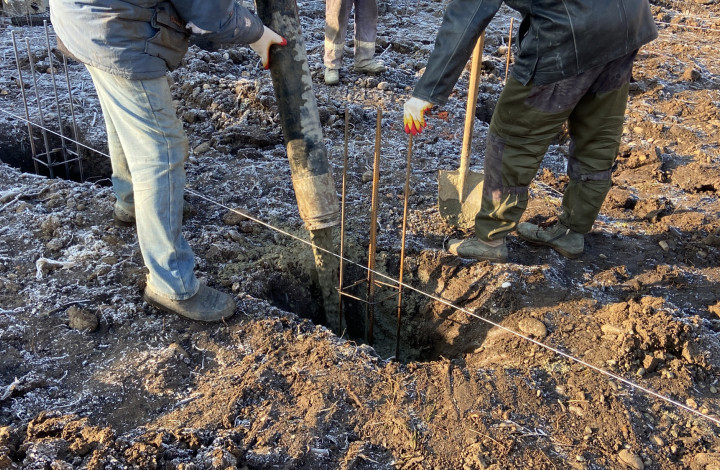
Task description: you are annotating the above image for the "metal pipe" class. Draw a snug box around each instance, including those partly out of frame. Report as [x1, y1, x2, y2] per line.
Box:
[255, 0, 339, 230]
[395, 134, 412, 359]
[11, 31, 39, 175]
[366, 108, 382, 344]
[337, 108, 350, 334]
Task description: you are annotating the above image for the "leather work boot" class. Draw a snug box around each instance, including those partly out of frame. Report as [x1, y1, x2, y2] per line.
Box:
[144, 284, 236, 322]
[447, 237, 508, 262]
[354, 59, 386, 74]
[324, 68, 340, 85]
[114, 201, 196, 226]
[517, 222, 584, 259]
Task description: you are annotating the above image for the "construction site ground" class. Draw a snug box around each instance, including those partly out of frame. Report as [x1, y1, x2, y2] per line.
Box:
[1, 1, 720, 469]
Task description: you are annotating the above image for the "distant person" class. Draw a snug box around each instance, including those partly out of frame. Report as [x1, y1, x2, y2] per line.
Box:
[50, 0, 286, 321]
[324, 0, 385, 85]
[403, 1, 657, 261]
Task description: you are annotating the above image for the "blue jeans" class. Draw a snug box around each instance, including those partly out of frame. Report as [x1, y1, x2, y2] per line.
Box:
[87, 65, 199, 300]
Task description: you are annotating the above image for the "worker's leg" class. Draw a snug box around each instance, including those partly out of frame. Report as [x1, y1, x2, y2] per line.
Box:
[353, 0, 384, 72]
[560, 53, 636, 234]
[87, 65, 199, 300]
[103, 108, 134, 216]
[324, 0, 352, 70]
[474, 76, 578, 241]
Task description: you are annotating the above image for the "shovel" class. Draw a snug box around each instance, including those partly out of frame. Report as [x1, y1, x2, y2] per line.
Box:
[438, 32, 485, 229]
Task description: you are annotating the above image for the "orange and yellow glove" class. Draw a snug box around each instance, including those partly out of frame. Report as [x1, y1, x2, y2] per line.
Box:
[249, 26, 287, 69]
[403, 97, 433, 135]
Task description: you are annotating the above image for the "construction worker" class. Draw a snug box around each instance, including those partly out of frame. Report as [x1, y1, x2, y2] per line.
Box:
[403, 1, 657, 261]
[50, 0, 285, 321]
[324, 0, 385, 85]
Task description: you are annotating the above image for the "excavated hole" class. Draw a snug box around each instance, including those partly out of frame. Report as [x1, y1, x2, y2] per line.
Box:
[243, 249, 509, 363]
[0, 120, 110, 184]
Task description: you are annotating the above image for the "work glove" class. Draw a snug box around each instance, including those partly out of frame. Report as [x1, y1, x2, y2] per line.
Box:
[249, 25, 287, 69]
[403, 97, 433, 135]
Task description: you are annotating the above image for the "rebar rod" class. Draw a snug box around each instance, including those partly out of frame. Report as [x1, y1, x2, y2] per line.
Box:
[11, 31, 39, 175]
[63, 55, 85, 181]
[395, 134, 412, 360]
[366, 108, 382, 344]
[338, 108, 350, 334]
[25, 38, 54, 178]
[44, 20, 71, 177]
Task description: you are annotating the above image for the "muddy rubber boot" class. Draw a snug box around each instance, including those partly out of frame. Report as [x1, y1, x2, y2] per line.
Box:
[114, 201, 196, 226]
[144, 284, 236, 322]
[324, 68, 340, 86]
[447, 237, 508, 262]
[517, 222, 584, 259]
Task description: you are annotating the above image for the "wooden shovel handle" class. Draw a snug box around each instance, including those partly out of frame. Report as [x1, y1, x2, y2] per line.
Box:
[458, 32, 484, 200]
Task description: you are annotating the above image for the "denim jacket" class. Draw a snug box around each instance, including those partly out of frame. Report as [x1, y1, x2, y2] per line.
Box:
[50, 0, 265, 79]
[413, 0, 658, 105]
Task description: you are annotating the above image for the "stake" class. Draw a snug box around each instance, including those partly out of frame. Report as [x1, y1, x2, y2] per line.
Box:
[504, 18, 514, 85]
[366, 108, 382, 344]
[338, 108, 350, 334]
[395, 133, 413, 360]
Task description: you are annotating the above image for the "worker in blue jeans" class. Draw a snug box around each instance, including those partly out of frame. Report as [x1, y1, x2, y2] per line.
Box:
[50, 0, 286, 321]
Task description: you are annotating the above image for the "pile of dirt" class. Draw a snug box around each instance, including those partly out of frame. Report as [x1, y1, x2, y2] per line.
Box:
[1, 1, 720, 469]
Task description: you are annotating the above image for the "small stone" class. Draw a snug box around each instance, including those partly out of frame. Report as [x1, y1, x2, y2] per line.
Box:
[618, 449, 644, 470]
[681, 66, 701, 82]
[650, 435, 664, 446]
[658, 240, 669, 252]
[711, 386, 717, 394]
[222, 209, 249, 226]
[377, 81, 393, 90]
[362, 170, 373, 183]
[67, 306, 99, 332]
[636, 367, 646, 377]
[518, 318, 548, 338]
[193, 142, 211, 154]
[226, 229, 243, 242]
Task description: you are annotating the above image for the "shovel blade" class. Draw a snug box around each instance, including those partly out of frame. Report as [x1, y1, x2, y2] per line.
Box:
[438, 169, 485, 229]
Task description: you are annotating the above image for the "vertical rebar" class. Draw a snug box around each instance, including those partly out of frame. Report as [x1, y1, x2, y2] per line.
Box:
[44, 20, 70, 176]
[25, 38, 54, 178]
[63, 55, 85, 181]
[338, 108, 350, 334]
[504, 18, 514, 85]
[11, 31, 39, 175]
[395, 134, 413, 360]
[366, 108, 382, 344]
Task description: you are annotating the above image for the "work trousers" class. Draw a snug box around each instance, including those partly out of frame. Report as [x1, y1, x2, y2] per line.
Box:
[87, 65, 200, 300]
[324, 0, 378, 69]
[475, 51, 637, 241]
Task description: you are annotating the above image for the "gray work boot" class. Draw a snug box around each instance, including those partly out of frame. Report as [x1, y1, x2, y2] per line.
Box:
[447, 237, 508, 262]
[114, 201, 196, 226]
[517, 222, 584, 259]
[354, 58, 386, 74]
[324, 68, 340, 86]
[113, 205, 135, 226]
[144, 284, 236, 322]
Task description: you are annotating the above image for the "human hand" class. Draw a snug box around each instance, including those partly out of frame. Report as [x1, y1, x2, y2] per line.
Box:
[403, 97, 433, 135]
[249, 26, 287, 69]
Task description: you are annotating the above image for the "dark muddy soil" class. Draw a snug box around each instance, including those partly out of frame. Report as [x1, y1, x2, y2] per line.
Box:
[1, 1, 720, 469]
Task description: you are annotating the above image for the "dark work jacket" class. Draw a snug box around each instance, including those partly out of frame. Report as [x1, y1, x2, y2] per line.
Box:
[49, 0, 264, 80]
[413, 0, 658, 105]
